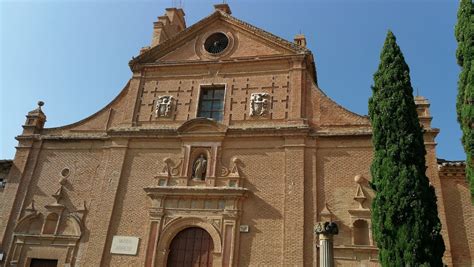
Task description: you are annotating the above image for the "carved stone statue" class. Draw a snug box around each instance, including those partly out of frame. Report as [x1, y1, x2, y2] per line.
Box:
[249, 93, 269, 116]
[192, 154, 207, 180]
[156, 96, 173, 117]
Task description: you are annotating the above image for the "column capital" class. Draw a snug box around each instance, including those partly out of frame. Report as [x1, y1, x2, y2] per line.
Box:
[315, 221, 339, 237]
[315, 221, 338, 267]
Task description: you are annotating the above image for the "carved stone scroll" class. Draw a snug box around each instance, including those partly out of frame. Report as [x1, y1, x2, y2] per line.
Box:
[162, 157, 182, 177]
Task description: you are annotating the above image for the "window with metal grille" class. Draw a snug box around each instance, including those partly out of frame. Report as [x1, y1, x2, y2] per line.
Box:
[197, 86, 225, 121]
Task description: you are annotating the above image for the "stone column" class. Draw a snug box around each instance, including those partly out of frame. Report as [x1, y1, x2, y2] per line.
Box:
[315, 221, 338, 267]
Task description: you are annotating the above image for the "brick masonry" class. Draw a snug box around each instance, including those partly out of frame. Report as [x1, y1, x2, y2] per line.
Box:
[0, 4, 472, 267]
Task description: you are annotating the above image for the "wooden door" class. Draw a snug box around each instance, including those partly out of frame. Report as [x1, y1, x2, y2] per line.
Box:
[167, 227, 214, 267]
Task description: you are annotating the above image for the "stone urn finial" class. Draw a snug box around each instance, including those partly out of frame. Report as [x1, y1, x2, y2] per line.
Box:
[353, 175, 367, 209]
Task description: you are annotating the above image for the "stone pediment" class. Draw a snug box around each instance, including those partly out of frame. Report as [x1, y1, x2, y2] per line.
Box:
[130, 10, 309, 70]
[177, 118, 227, 136]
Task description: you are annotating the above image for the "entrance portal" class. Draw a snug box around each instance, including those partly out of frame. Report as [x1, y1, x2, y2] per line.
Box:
[167, 227, 214, 267]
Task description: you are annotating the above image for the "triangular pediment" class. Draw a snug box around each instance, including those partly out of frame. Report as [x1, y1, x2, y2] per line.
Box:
[130, 11, 308, 69]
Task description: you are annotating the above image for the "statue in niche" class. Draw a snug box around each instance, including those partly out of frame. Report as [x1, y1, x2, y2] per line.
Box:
[192, 154, 207, 180]
[249, 93, 269, 116]
[156, 95, 173, 117]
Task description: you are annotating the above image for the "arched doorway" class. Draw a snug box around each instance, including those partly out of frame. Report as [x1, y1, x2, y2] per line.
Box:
[167, 227, 214, 267]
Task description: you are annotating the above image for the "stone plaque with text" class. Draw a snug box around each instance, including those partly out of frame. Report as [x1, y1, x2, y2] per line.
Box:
[110, 236, 139, 255]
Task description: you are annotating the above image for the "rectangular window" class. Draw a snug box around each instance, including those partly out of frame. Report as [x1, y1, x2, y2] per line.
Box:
[197, 86, 225, 121]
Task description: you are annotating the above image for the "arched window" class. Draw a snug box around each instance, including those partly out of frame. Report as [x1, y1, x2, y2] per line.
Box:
[353, 219, 370, 245]
[167, 227, 214, 267]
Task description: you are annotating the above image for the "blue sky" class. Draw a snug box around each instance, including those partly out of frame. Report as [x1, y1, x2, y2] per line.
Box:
[0, 0, 464, 160]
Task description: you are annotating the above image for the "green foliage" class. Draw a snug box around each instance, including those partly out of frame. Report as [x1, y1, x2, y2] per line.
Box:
[369, 31, 445, 266]
[455, 0, 474, 200]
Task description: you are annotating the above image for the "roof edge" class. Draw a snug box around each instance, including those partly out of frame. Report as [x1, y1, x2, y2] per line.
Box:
[40, 80, 131, 132]
[129, 10, 311, 71]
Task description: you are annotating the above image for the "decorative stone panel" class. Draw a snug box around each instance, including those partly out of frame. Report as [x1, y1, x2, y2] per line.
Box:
[8, 189, 86, 266]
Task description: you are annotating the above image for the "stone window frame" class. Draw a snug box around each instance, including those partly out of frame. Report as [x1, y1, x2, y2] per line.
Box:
[196, 29, 236, 60]
[195, 83, 227, 122]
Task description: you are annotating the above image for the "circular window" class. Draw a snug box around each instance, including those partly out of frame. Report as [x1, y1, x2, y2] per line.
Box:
[204, 33, 229, 54]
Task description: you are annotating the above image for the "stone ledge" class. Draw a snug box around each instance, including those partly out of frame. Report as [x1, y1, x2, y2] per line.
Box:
[144, 186, 249, 198]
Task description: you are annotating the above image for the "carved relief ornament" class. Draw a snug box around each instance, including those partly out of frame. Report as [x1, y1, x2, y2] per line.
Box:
[249, 93, 270, 117]
[155, 95, 174, 117]
[8, 178, 86, 266]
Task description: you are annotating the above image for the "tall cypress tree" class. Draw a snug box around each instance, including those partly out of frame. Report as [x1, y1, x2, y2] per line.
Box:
[369, 31, 445, 266]
[455, 0, 474, 200]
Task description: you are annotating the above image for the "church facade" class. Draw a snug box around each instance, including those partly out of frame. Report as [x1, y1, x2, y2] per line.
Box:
[0, 4, 473, 267]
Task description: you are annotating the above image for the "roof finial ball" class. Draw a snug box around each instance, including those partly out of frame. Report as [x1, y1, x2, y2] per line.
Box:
[354, 174, 365, 184]
[37, 100, 44, 110]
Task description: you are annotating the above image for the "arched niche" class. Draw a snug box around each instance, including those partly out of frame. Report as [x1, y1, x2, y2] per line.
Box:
[353, 219, 370, 246]
[57, 215, 83, 236]
[14, 213, 43, 235]
[155, 217, 222, 267]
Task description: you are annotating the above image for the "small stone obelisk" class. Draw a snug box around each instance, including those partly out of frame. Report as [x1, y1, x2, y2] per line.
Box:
[315, 221, 339, 267]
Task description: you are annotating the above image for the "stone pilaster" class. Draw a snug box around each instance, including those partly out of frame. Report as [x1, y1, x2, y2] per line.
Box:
[81, 138, 129, 266]
[0, 139, 42, 260]
[289, 57, 306, 122]
[1, 102, 46, 258]
[145, 208, 165, 267]
[315, 221, 338, 267]
[283, 137, 305, 265]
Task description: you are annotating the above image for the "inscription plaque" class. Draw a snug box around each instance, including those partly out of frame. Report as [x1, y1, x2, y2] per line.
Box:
[110, 236, 139, 255]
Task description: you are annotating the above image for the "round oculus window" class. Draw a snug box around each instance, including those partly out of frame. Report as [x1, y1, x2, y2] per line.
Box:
[204, 33, 229, 54]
